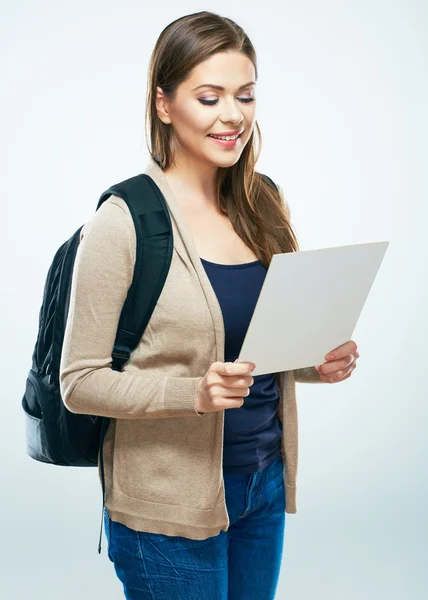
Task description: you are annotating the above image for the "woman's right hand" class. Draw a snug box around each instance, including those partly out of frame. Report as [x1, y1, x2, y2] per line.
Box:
[196, 361, 256, 414]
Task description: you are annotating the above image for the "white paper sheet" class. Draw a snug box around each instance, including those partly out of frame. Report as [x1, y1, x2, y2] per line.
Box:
[237, 241, 389, 376]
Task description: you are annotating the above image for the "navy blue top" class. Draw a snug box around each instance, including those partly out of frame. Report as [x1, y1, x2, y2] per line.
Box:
[201, 257, 283, 474]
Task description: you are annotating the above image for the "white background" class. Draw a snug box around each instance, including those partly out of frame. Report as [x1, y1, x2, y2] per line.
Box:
[1, 1, 427, 598]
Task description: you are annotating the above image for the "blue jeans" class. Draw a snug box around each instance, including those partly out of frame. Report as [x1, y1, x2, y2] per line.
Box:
[104, 454, 286, 600]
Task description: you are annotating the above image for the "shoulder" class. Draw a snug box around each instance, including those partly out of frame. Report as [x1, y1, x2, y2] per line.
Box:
[81, 194, 133, 237]
[79, 195, 136, 262]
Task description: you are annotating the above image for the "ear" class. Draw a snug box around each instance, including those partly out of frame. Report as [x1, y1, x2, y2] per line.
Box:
[156, 86, 172, 125]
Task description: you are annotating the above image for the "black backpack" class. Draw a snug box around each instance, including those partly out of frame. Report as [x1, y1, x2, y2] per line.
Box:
[21, 173, 174, 552]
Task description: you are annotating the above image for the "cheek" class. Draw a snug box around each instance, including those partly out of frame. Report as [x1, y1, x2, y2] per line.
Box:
[246, 107, 257, 127]
[176, 104, 214, 137]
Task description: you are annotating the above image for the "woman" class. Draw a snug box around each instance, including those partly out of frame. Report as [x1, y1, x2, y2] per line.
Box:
[60, 10, 359, 600]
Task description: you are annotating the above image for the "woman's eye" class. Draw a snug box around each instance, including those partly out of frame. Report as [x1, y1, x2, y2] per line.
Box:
[197, 98, 218, 106]
[197, 97, 256, 106]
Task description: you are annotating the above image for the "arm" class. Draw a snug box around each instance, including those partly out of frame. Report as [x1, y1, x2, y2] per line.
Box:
[59, 197, 203, 419]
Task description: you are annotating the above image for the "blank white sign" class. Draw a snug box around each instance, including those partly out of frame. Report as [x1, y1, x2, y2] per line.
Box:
[238, 241, 390, 376]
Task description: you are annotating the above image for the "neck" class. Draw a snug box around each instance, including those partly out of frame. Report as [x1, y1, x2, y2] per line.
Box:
[162, 153, 220, 209]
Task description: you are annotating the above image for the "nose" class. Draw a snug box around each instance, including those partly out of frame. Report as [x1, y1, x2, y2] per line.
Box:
[220, 98, 244, 126]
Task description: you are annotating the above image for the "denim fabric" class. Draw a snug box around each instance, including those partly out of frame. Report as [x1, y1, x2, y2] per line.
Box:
[103, 455, 286, 600]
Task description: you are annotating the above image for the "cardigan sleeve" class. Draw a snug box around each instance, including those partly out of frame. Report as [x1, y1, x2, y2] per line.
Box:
[276, 183, 324, 384]
[59, 196, 204, 419]
[293, 366, 324, 383]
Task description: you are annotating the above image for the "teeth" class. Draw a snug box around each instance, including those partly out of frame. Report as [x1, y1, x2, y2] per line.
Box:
[210, 133, 240, 141]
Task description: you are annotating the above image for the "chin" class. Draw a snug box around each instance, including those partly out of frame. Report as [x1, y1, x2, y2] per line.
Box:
[205, 153, 242, 169]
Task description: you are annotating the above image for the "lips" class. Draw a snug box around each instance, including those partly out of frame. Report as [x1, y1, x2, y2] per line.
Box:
[208, 130, 244, 139]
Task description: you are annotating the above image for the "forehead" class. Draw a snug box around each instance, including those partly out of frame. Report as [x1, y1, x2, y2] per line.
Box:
[184, 51, 256, 91]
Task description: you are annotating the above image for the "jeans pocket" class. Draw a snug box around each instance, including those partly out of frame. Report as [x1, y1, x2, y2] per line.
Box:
[266, 461, 286, 515]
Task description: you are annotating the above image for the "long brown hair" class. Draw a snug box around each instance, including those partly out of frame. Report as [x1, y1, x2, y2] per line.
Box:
[145, 11, 299, 267]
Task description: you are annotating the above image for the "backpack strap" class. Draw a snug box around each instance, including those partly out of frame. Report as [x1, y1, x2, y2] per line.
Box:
[95, 174, 173, 553]
[261, 173, 278, 191]
[97, 174, 174, 372]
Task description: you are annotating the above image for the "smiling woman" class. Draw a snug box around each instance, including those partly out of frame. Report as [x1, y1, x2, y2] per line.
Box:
[56, 9, 358, 600]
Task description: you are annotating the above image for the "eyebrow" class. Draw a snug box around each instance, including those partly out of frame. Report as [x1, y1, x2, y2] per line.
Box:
[192, 81, 256, 92]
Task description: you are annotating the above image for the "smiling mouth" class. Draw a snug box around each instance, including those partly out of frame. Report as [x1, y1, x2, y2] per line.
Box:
[207, 131, 244, 141]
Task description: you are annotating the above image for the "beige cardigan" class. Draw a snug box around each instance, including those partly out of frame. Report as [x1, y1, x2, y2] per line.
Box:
[59, 157, 321, 540]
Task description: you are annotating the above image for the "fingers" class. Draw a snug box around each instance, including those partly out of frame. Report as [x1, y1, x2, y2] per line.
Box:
[325, 340, 358, 361]
[209, 375, 254, 397]
[319, 352, 358, 376]
[216, 361, 255, 376]
[211, 385, 252, 398]
[229, 375, 254, 387]
[205, 363, 254, 398]
[319, 361, 357, 383]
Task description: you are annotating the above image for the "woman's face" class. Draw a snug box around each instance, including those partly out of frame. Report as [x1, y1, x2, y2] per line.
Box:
[156, 50, 257, 170]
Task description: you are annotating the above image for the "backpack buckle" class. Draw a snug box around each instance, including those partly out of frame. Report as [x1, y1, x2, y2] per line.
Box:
[111, 345, 131, 371]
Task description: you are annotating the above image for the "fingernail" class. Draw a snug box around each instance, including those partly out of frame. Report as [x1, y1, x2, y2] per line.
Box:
[326, 354, 335, 360]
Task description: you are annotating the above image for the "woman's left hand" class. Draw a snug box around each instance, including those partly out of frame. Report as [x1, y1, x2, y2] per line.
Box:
[314, 340, 359, 383]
